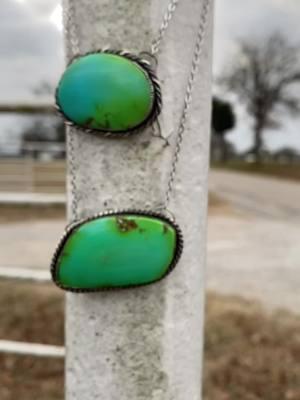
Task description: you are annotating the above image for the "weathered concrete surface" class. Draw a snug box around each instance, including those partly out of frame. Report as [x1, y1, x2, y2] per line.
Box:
[210, 169, 300, 219]
[63, 1, 213, 400]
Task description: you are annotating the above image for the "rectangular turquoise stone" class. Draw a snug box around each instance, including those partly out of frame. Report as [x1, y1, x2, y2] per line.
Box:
[51, 211, 183, 291]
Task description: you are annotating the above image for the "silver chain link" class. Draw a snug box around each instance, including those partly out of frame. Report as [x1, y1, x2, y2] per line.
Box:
[67, 125, 79, 220]
[64, 0, 211, 219]
[163, 0, 211, 209]
[64, 0, 182, 220]
[63, 0, 80, 219]
[151, 0, 179, 55]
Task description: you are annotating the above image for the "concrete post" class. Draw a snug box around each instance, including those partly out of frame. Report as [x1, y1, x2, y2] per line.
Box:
[64, 0, 213, 399]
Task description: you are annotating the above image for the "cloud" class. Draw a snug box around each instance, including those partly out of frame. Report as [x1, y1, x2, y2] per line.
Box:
[0, 0, 64, 150]
[214, 0, 300, 74]
[0, 0, 64, 101]
[16, 0, 59, 18]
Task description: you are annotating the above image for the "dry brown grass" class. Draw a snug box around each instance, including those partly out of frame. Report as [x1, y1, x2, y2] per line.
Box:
[0, 282, 64, 400]
[0, 282, 300, 399]
[0, 204, 65, 223]
[212, 161, 300, 182]
[204, 293, 300, 400]
[208, 192, 236, 216]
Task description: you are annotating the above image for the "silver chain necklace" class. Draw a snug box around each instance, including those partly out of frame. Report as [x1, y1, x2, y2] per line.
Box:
[64, 0, 182, 221]
[65, 0, 211, 219]
[51, 0, 211, 293]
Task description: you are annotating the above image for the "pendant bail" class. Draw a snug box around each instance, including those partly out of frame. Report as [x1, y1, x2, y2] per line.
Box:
[139, 51, 158, 70]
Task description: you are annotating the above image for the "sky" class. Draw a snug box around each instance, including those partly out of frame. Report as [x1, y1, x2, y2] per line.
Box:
[214, 0, 300, 152]
[1, 0, 300, 152]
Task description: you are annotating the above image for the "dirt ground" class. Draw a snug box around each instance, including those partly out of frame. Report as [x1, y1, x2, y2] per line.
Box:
[0, 282, 64, 400]
[0, 282, 299, 400]
[204, 294, 300, 400]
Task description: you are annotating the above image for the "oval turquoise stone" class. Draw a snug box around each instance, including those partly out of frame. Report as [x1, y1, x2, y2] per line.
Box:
[52, 214, 181, 290]
[56, 53, 154, 132]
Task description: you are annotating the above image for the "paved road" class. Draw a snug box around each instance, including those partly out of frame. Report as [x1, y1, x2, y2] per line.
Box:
[207, 170, 300, 313]
[207, 213, 300, 314]
[209, 169, 300, 219]
[0, 219, 65, 269]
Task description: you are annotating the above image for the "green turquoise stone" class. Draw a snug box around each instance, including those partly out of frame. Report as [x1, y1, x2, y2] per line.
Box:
[52, 214, 181, 290]
[56, 53, 154, 132]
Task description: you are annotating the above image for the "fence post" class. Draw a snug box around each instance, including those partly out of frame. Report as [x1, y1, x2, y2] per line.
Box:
[64, 0, 214, 399]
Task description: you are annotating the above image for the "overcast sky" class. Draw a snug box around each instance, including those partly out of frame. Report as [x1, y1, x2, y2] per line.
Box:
[1, 0, 300, 152]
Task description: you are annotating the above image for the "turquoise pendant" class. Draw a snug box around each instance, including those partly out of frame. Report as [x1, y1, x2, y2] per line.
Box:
[51, 210, 183, 292]
[56, 50, 162, 136]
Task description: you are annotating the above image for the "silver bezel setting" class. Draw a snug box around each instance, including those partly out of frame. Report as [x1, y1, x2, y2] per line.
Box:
[55, 49, 162, 138]
[51, 209, 183, 293]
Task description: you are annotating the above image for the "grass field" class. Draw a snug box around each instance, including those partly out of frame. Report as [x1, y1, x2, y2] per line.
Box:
[0, 281, 299, 400]
[212, 160, 300, 182]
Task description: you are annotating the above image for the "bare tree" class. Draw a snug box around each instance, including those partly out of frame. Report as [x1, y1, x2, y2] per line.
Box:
[221, 33, 300, 163]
